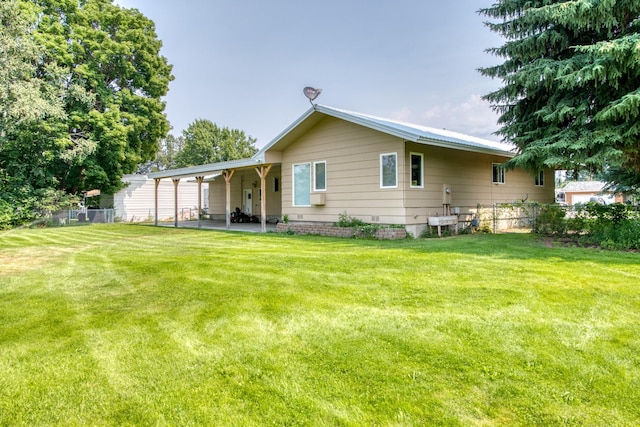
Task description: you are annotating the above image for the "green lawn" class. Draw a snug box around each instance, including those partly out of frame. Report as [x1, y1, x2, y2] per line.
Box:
[1, 224, 639, 426]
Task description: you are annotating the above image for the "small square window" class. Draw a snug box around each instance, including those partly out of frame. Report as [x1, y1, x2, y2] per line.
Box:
[492, 163, 505, 184]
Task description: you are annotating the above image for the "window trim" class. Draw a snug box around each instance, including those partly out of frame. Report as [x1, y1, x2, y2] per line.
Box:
[313, 161, 327, 192]
[492, 163, 505, 185]
[410, 152, 424, 188]
[380, 152, 398, 189]
[535, 170, 545, 187]
[292, 162, 311, 207]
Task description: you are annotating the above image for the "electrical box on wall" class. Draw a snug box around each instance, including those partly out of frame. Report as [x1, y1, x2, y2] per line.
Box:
[442, 184, 452, 205]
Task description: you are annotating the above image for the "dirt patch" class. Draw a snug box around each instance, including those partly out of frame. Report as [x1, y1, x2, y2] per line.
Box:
[540, 236, 639, 252]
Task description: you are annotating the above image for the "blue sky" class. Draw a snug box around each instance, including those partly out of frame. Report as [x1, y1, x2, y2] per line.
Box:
[114, 0, 505, 147]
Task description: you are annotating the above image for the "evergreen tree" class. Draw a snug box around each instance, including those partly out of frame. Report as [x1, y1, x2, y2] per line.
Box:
[479, 1, 640, 186]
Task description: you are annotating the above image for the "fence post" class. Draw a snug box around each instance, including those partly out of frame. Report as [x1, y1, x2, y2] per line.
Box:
[493, 203, 497, 234]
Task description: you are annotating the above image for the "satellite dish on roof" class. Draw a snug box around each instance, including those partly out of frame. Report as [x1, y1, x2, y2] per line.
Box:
[303, 87, 322, 106]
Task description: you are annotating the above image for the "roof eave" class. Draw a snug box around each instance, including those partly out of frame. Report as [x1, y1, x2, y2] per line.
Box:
[148, 157, 266, 179]
[417, 137, 516, 157]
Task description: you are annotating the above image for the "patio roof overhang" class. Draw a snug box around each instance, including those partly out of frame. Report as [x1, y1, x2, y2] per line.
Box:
[147, 156, 269, 180]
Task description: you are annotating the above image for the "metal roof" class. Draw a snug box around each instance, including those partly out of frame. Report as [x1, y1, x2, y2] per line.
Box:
[321, 105, 515, 154]
[151, 104, 514, 179]
[258, 104, 515, 157]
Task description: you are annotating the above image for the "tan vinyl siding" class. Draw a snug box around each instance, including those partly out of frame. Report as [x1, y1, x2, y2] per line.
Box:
[281, 117, 406, 224]
[205, 117, 553, 227]
[404, 143, 554, 221]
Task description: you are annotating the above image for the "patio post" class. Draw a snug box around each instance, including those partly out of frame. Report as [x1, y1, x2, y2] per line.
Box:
[172, 178, 180, 227]
[255, 164, 273, 233]
[223, 169, 235, 229]
[196, 176, 205, 228]
[154, 178, 160, 226]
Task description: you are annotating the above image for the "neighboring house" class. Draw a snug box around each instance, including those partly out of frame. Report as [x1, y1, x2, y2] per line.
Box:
[101, 174, 205, 222]
[149, 105, 555, 235]
[557, 181, 623, 205]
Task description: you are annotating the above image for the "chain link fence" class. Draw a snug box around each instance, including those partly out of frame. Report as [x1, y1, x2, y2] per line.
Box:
[475, 203, 540, 233]
[475, 202, 640, 234]
[63, 209, 115, 224]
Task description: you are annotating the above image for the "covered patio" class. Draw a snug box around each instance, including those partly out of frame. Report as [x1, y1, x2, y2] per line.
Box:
[148, 155, 281, 233]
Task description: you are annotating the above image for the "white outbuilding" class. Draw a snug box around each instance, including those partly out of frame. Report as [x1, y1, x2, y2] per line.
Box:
[101, 174, 206, 222]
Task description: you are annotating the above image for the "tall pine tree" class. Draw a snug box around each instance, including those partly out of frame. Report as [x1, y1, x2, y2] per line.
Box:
[479, 1, 640, 190]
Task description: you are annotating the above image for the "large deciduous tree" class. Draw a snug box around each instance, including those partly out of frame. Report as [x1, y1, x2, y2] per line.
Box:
[0, 0, 65, 136]
[0, 0, 173, 227]
[175, 119, 258, 167]
[137, 133, 185, 173]
[0, 0, 72, 227]
[29, 0, 174, 194]
[479, 1, 640, 188]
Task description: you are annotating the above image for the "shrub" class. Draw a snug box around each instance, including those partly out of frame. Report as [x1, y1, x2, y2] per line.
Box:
[335, 212, 392, 239]
[534, 204, 566, 235]
[335, 212, 367, 228]
[536, 202, 640, 250]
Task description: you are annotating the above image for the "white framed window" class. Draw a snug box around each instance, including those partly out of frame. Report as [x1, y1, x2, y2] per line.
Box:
[293, 163, 311, 206]
[410, 152, 423, 188]
[313, 161, 326, 191]
[535, 170, 544, 187]
[492, 163, 505, 184]
[274, 177, 280, 192]
[380, 152, 398, 188]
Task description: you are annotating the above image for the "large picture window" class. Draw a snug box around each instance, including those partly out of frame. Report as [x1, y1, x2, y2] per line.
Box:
[293, 163, 311, 206]
[492, 163, 505, 184]
[410, 152, 423, 188]
[380, 153, 398, 188]
[314, 161, 326, 191]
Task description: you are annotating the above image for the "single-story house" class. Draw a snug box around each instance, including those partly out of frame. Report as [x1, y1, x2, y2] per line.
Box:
[149, 104, 555, 236]
[101, 174, 206, 222]
[556, 181, 623, 205]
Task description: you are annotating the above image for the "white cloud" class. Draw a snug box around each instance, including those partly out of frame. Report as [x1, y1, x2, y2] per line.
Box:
[392, 95, 501, 142]
[390, 107, 413, 123]
[421, 94, 501, 141]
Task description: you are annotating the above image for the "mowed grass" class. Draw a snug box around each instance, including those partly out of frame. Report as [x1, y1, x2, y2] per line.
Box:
[0, 225, 639, 426]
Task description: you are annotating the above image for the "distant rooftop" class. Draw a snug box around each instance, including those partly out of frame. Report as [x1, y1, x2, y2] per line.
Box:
[561, 181, 607, 193]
